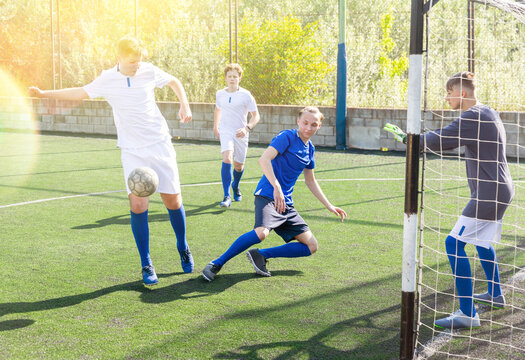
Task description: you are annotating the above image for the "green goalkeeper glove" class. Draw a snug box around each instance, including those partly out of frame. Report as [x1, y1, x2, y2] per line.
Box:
[384, 123, 407, 143]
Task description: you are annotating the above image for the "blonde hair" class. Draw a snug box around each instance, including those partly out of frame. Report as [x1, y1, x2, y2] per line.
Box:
[224, 63, 243, 78]
[299, 106, 324, 122]
[117, 35, 147, 58]
[446, 71, 476, 93]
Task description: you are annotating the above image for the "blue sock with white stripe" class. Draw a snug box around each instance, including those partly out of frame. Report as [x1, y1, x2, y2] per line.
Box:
[167, 205, 188, 252]
[445, 235, 475, 317]
[221, 162, 232, 198]
[232, 169, 244, 190]
[476, 245, 502, 297]
[258, 242, 311, 259]
[130, 210, 151, 268]
[214, 230, 260, 266]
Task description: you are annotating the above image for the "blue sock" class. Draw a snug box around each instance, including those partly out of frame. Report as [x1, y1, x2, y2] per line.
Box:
[167, 205, 188, 253]
[130, 210, 151, 268]
[258, 242, 311, 259]
[232, 168, 244, 190]
[476, 245, 502, 297]
[221, 162, 232, 198]
[445, 235, 475, 317]
[214, 230, 261, 266]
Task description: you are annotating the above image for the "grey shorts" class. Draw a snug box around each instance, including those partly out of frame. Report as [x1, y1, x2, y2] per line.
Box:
[253, 195, 310, 242]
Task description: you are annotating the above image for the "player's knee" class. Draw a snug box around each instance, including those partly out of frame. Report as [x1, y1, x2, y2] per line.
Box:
[308, 237, 318, 254]
[129, 194, 148, 213]
[445, 235, 462, 255]
[254, 227, 269, 241]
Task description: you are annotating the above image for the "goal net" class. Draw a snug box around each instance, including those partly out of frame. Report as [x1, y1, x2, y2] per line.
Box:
[415, 0, 525, 358]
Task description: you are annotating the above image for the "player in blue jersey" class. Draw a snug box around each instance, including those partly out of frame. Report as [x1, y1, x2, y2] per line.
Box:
[28, 35, 195, 286]
[202, 106, 347, 281]
[386, 72, 514, 329]
[214, 63, 260, 208]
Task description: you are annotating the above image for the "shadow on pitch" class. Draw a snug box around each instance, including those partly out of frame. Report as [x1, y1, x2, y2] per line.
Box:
[72, 202, 226, 229]
[140, 270, 302, 304]
[0, 270, 302, 328]
[0, 319, 35, 332]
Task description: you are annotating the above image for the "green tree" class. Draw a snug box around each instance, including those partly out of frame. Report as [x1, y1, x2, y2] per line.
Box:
[220, 16, 334, 105]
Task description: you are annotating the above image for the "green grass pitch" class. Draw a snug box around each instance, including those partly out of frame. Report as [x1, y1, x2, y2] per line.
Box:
[0, 131, 522, 359]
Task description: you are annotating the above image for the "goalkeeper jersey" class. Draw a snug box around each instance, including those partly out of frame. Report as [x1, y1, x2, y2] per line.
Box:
[421, 104, 514, 221]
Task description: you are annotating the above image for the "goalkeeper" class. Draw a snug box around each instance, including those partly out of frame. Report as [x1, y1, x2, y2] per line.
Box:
[385, 72, 514, 330]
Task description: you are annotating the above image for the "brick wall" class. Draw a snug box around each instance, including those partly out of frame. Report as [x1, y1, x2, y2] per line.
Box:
[1, 97, 523, 157]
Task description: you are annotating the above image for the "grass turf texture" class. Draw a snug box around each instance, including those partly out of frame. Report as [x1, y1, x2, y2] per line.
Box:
[0, 132, 522, 359]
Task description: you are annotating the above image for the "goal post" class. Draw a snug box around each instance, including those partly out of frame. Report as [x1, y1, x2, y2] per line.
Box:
[403, 0, 525, 358]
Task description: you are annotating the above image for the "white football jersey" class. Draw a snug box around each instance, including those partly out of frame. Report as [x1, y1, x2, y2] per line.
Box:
[216, 87, 257, 133]
[83, 62, 175, 149]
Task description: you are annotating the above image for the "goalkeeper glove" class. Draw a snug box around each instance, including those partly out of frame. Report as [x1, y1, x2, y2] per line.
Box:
[384, 123, 407, 143]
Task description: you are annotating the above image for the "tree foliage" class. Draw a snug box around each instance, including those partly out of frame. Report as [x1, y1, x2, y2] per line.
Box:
[221, 16, 334, 105]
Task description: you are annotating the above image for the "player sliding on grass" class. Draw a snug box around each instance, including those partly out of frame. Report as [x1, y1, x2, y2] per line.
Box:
[385, 72, 514, 329]
[202, 106, 347, 282]
[28, 35, 195, 286]
[214, 63, 260, 208]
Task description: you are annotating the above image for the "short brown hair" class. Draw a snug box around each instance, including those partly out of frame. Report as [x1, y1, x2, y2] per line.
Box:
[224, 63, 243, 78]
[117, 35, 147, 58]
[446, 71, 476, 93]
[299, 106, 324, 122]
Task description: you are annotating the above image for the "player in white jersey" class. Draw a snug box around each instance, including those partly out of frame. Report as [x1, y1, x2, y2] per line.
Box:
[28, 35, 194, 286]
[214, 64, 260, 208]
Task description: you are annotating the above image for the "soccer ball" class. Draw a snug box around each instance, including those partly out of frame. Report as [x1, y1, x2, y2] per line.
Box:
[127, 167, 159, 197]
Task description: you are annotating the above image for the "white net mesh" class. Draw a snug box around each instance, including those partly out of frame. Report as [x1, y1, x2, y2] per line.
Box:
[416, 0, 525, 358]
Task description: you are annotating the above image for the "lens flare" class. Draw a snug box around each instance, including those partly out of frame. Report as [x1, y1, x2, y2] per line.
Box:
[0, 67, 40, 199]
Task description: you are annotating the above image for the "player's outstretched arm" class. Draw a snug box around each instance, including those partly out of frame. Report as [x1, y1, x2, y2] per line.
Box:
[383, 123, 407, 144]
[303, 168, 347, 222]
[258, 146, 286, 214]
[28, 87, 89, 101]
[167, 78, 192, 123]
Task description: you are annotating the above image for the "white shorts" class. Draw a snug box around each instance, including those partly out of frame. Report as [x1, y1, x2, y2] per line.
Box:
[450, 215, 503, 249]
[121, 140, 181, 195]
[219, 131, 249, 164]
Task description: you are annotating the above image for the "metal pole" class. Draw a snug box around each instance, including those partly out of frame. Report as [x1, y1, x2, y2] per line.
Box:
[335, 0, 347, 150]
[57, 0, 62, 88]
[228, 0, 232, 63]
[234, 0, 238, 63]
[468, 0, 475, 73]
[50, 0, 55, 89]
[400, 0, 423, 358]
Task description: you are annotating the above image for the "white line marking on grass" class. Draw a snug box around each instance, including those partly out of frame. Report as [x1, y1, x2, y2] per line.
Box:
[0, 178, 404, 209]
[0, 190, 126, 209]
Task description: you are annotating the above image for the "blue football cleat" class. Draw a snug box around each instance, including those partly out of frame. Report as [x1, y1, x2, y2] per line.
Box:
[180, 248, 194, 273]
[220, 196, 232, 208]
[232, 187, 242, 202]
[142, 265, 158, 286]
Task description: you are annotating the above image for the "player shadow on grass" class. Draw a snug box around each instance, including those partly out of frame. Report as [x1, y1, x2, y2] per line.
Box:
[0, 270, 302, 331]
[0, 319, 35, 332]
[71, 202, 226, 229]
[140, 270, 303, 304]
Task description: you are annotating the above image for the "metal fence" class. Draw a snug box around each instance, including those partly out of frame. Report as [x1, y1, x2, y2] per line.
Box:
[1, 0, 416, 108]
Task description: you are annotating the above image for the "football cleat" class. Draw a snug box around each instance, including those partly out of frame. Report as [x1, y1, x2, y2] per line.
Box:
[474, 292, 505, 309]
[220, 196, 232, 208]
[232, 187, 242, 202]
[180, 248, 194, 273]
[246, 249, 271, 277]
[434, 309, 480, 330]
[142, 265, 158, 286]
[202, 262, 222, 282]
